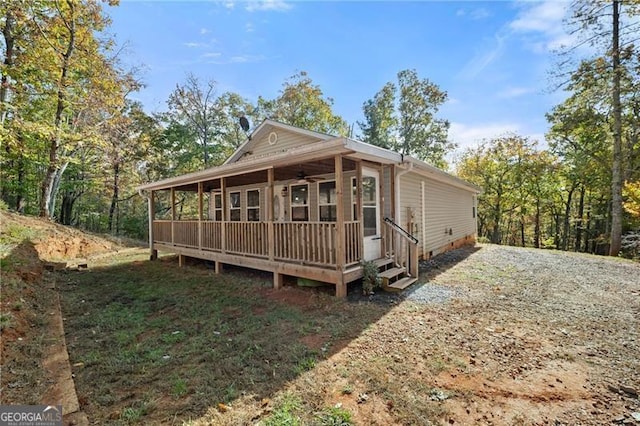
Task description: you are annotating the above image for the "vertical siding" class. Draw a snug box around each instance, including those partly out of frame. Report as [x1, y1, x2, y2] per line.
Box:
[383, 165, 392, 219]
[423, 178, 476, 256]
[244, 128, 323, 160]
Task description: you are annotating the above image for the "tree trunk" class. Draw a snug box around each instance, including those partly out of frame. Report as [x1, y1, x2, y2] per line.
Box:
[575, 185, 585, 252]
[108, 162, 120, 232]
[609, 0, 623, 256]
[0, 8, 15, 126]
[60, 192, 77, 226]
[534, 199, 541, 248]
[39, 1, 75, 218]
[562, 186, 575, 251]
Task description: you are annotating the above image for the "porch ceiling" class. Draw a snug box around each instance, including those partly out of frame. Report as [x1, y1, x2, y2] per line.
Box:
[164, 157, 357, 193]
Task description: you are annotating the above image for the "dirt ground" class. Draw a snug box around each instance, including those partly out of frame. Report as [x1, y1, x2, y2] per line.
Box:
[2, 210, 639, 425]
[0, 210, 131, 409]
[182, 245, 640, 425]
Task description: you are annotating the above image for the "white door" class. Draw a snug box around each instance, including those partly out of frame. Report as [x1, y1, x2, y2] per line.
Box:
[362, 168, 381, 261]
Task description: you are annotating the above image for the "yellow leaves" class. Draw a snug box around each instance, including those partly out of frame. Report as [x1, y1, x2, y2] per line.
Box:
[623, 180, 640, 218]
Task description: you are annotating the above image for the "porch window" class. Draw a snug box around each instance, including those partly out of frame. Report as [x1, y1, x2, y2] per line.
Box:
[362, 176, 377, 236]
[318, 181, 336, 222]
[213, 192, 222, 221]
[229, 191, 241, 221]
[247, 189, 260, 221]
[351, 177, 358, 220]
[290, 184, 309, 221]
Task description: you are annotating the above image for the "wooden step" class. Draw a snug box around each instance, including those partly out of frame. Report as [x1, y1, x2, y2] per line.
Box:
[387, 277, 418, 291]
[373, 257, 394, 269]
[378, 267, 405, 280]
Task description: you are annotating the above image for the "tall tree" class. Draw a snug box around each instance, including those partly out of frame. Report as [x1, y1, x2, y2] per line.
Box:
[562, 0, 640, 255]
[167, 73, 221, 167]
[256, 71, 349, 136]
[358, 82, 396, 149]
[359, 69, 453, 168]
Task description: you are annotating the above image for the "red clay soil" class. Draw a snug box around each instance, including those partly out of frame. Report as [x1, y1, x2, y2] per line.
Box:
[0, 211, 123, 423]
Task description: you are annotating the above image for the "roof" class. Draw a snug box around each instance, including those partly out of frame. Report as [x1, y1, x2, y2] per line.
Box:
[138, 120, 481, 194]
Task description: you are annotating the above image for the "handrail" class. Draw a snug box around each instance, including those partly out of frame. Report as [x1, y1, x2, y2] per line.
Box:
[383, 217, 418, 245]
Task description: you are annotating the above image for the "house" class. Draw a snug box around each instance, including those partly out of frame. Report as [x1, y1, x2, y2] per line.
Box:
[137, 120, 480, 297]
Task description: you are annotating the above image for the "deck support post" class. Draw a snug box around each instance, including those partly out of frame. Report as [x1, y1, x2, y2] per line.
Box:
[273, 272, 284, 289]
[215, 261, 222, 274]
[178, 254, 185, 267]
[148, 191, 157, 260]
[355, 160, 364, 260]
[335, 277, 347, 298]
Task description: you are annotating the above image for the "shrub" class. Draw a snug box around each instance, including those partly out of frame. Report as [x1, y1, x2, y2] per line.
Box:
[361, 260, 381, 295]
[621, 231, 640, 260]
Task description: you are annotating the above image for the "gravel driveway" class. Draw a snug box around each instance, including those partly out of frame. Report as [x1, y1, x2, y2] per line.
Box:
[403, 244, 640, 425]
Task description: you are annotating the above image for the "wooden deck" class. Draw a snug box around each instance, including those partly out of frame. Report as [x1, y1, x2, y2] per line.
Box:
[152, 220, 363, 289]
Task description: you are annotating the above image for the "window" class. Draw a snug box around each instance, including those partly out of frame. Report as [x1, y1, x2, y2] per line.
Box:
[247, 189, 260, 221]
[213, 192, 223, 221]
[351, 177, 358, 220]
[318, 181, 336, 222]
[362, 176, 377, 237]
[229, 191, 241, 221]
[290, 184, 308, 221]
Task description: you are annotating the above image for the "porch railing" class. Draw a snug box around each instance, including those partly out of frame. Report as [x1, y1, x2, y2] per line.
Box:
[152, 220, 363, 268]
[383, 217, 419, 278]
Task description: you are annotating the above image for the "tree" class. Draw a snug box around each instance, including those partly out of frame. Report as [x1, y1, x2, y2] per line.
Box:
[359, 82, 396, 149]
[256, 71, 349, 136]
[560, 0, 640, 255]
[167, 73, 221, 167]
[457, 135, 552, 245]
[358, 69, 454, 168]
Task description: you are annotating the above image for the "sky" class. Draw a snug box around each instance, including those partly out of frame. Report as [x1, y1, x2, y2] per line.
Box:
[106, 0, 577, 160]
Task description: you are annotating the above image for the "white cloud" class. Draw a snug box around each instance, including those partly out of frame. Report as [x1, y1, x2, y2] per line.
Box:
[223, 1, 235, 9]
[509, 1, 574, 53]
[456, 7, 490, 20]
[458, 33, 507, 79]
[245, 0, 292, 13]
[229, 54, 264, 63]
[245, 22, 255, 33]
[201, 52, 222, 58]
[497, 86, 535, 99]
[449, 122, 521, 152]
[184, 42, 205, 48]
[199, 28, 210, 35]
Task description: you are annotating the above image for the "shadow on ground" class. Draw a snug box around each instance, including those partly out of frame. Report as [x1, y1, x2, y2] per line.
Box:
[58, 246, 477, 424]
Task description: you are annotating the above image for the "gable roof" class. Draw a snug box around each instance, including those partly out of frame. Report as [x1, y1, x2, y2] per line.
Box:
[224, 119, 335, 164]
[138, 121, 480, 194]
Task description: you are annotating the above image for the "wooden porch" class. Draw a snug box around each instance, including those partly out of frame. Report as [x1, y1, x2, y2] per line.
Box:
[143, 150, 419, 297]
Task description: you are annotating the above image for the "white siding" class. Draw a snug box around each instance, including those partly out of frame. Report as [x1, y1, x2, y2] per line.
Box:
[241, 128, 323, 161]
[399, 172, 476, 258]
[423, 178, 476, 256]
[399, 173, 424, 254]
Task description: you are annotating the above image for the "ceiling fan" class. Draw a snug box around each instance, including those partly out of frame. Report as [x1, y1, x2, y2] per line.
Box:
[295, 169, 325, 183]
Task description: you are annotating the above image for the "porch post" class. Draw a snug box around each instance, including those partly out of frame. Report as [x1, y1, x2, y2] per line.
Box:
[171, 187, 176, 245]
[355, 160, 364, 261]
[220, 177, 226, 255]
[267, 168, 275, 262]
[148, 190, 157, 260]
[198, 182, 203, 251]
[335, 155, 347, 297]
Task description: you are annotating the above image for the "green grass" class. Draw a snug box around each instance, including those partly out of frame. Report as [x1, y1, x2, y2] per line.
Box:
[59, 253, 388, 425]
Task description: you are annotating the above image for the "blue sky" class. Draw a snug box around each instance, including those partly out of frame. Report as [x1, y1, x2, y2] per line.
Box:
[107, 0, 575, 159]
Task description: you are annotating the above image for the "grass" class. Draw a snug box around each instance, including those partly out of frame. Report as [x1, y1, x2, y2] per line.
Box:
[59, 253, 390, 424]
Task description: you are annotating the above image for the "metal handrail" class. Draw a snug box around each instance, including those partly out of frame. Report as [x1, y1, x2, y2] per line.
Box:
[383, 217, 418, 245]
